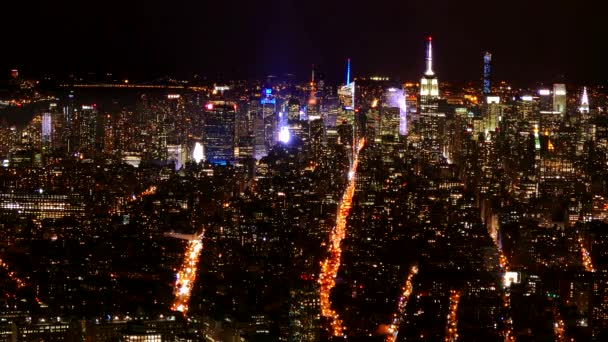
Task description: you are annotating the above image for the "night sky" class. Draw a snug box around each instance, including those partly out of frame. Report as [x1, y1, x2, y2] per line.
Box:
[2, 0, 607, 84]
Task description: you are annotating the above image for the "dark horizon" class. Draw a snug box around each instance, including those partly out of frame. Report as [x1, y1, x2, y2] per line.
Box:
[2, 0, 607, 84]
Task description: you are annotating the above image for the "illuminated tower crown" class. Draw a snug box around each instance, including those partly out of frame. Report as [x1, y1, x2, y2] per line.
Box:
[579, 87, 589, 113]
[420, 36, 439, 98]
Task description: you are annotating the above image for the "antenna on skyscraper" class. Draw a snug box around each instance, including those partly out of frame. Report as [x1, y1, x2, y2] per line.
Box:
[346, 58, 351, 85]
[425, 36, 434, 76]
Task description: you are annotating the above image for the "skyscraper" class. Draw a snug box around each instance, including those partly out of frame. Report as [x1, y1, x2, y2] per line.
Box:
[418, 36, 442, 158]
[203, 101, 236, 165]
[579, 86, 590, 114]
[482, 52, 492, 95]
[382, 87, 406, 140]
[41, 112, 52, 147]
[552, 83, 567, 116]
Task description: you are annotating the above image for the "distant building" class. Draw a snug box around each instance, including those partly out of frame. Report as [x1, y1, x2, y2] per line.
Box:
[0, 192, 85, 220]
[203, 101, 236, 165]
[418, 36, 442, 158]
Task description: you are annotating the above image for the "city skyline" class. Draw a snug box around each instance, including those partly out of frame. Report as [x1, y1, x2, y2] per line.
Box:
[1, 3, 608, 341]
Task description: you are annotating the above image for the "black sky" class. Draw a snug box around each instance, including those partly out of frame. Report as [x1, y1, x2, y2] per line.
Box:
[2, 0, 607, 84]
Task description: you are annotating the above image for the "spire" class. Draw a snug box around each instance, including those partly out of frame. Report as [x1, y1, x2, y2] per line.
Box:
[580, 86, 589, 113]
[346, 58, 351, 85]
[425, 36, 434, 76]
[311, 64, 315, 84]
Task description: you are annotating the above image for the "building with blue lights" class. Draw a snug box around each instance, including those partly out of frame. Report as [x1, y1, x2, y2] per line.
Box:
[203, 101, 236, 165]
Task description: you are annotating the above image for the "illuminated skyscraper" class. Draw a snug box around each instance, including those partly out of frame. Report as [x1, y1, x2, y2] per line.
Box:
[41, 112, 52, 147]
[382, 87, 406, 139]
[74, 104, 99, 156]
[482, 52, 492, 95]
[203, 101, 236, 165]
[579, 86, 590, 114]
[287, 98, 300, 122]
[418, 36, 442, 158]
[577, 86, 593, 155]
[552, 83, 566, 115]
[307, 65, 320, 121]
[482, 96, 502, 136]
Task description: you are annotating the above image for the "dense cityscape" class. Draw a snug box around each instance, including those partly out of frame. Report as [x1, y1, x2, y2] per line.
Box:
[1, 27, 608, 341]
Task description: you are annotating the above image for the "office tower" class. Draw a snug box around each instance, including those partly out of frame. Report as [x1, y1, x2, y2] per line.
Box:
[483, 52, 492, 95]
[337, 59, 355, 127]
[418, 36, 442, 158]
[579, 86, 590, 116]
[167, 144, 186, 170]
[482, 96, 502, 137]
[62, 92, 76, 153]
[287, 98, 301, 122]
[365, 101, 380, 143]
[538, 88, 552, 112]
[203, 101, 236, 165]
[249, 100, 265, 160]
[75, 104, 98, 156]
[41, 112, 52, 150]
[381, 87, 406, 140]
[577, 87, 593, 155]
[307, 65, 320, 121]
[552, 83, 566, 115]
[261, 89, 278, 154]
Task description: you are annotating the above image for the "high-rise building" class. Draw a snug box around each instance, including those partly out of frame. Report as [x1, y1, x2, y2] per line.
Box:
[261, 88, 278, 157]
[75, 104, 99, 156]
[482, 96, 502, 136]
[307, 65, 321, 121]
[287, 98, 300, 123]
[418, 36, 443, 158]
[552, 83, 567, 115]
[577, 86, 593, 155]
[203, 101, 236, 165]
[41, 112, 52, 148]
[381, 87, 406, 140]
[167, 144, 187, 170]
[337, 59, 356, 127]
[483, 52, 492, 95]
[579, 86, 590, 115]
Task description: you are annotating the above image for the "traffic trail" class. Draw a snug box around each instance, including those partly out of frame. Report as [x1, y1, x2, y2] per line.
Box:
[386, 265, 418, 342]
[318, 138, 365, 337]
[444, 290, 461, 342]
[171, 231, 204, 314]
[578, 235, 595, 272]
[486, 221, 515, 341]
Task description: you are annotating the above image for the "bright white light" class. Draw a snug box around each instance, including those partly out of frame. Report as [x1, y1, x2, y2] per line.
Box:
[521, 96, 534, 101]
[539, 89, 551, 96]
[486, 96, 500, 104]
[279, 126, 290, 144]
[503, 271, 520, 287]
[193, 142, 204, 163]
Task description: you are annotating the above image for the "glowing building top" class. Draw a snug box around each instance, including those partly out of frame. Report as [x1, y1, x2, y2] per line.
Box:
[308, 64, 317, 105]
[420, 36, 439, 98]
[346, 58, 351, 85]
[579, 87, 589, 113]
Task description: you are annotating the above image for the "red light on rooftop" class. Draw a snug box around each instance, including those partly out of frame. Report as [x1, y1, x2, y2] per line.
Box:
[205, 103, 213, 110]
[428, 36, 432, 41]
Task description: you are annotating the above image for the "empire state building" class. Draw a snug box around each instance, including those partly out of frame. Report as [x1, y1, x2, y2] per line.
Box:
[418, 36, 443, 159]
